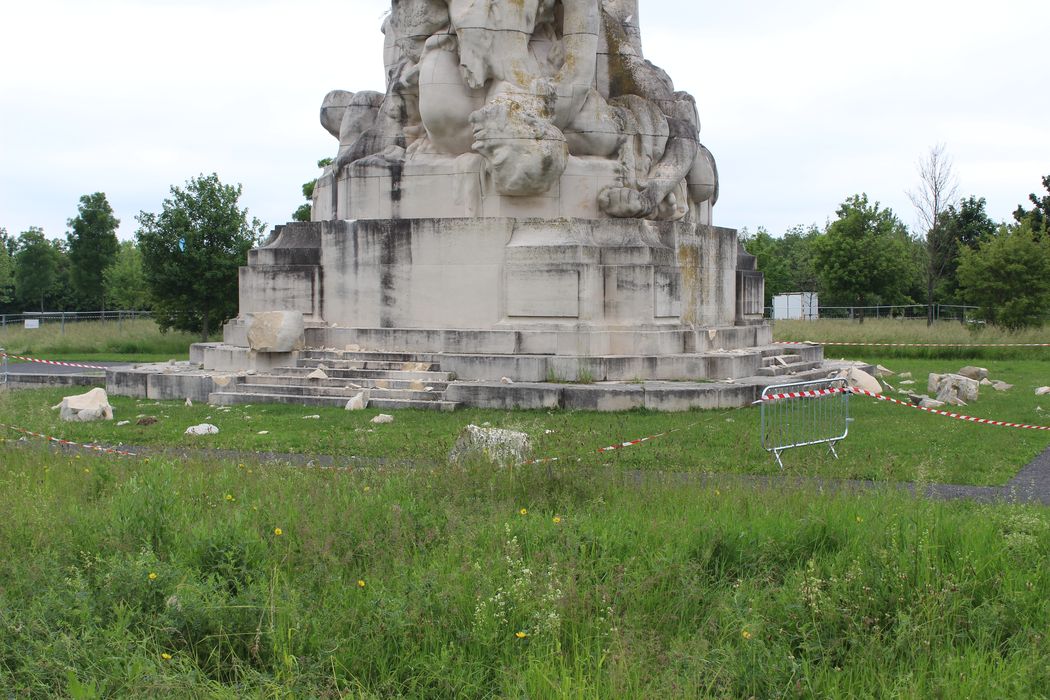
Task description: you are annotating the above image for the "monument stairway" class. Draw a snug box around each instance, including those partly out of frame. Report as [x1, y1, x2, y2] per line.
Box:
[207, 350, 459, 411]
[756, 350, 824, 378]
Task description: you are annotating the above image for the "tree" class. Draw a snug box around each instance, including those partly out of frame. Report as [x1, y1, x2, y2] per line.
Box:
[957, 222, 1050, 329]
[67, 192, 120, 310]
[814, 194, 912, 319]
[13, 227, 62, 312]
[0, 228, 14, 309]
[908, 144, 958, 325]
[104, 240, 150, 310]
[292, 158, 333, 222]
[933, 196, 997, 304]
[742, 224, 823, 305]
[1013, 175, 1050, 236]
[137, 174, 265, 340]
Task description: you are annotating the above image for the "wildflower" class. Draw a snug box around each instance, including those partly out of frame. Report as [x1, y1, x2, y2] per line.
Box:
[225, 494, 234, 502]
[357, 580, 366, 588]
[855, 515, 863, 523]
[552, 516, 561, 524]
[519, 508, 528, 516]
[148, 572, 158, 581]
[160, 652, 173, 660]
[741, 629, 752, 640]
[363, 486, 371, 492]
[714, 489, 721, 497]
[515, 631, 528, 639]
[274, 527, 283, 537]
[83, 468, 90, 474]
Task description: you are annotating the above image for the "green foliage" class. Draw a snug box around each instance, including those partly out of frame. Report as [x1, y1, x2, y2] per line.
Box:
[136, 174, 264, 340]
[104, 241, 150, 311]
[66, 192, 120, 310]
[1012, 174, 1050, 236]
[933, 196, 998, 304]
[13, 227, 63, 312]
[292, 158, 334, 223]
[742, 224, 822, 304]
[0, 227, 14, 308]
[957, 222, 1050, 329]
[814, 195, 916, 311]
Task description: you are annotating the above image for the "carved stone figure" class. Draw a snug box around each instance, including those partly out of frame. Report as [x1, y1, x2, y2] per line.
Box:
[318, 0, 718, 222]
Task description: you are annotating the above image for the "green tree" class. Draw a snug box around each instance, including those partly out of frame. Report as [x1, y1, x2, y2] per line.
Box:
[814, 194, 913, 319]
[137, 174, 264, 340]
[103, 240, 150, 310]
[0, 228, 14, 309]
[957, 222, 1050, 329]
[292, 158, 333, 222]
[1012, 175, 1049, 236]
[933, 196, 998, 304]
[13, 227, 62, 311]
[742, 225, 823, 305]
[66, 192, 120, 310]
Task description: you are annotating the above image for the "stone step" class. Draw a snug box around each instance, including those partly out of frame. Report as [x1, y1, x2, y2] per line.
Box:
[301, 350, 433, 364]
[760, 354, 805, 367]
[297, 358, 438, 372]
[208, 391, 458, 411]
[274, 366, 452, 382]
[221, 382, 445, 402]
[243, 375, 449, 391]
[756, 360, 825, 377]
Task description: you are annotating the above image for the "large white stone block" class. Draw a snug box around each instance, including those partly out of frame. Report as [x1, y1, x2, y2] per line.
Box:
[247, 311, 304, 353]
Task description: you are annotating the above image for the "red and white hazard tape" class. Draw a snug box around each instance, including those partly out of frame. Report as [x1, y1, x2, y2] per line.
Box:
[1, 353, 110, 370]
[1, 423, 137, 456]
[777, 341, 1050, 348]
[761, 386, 1050, 432]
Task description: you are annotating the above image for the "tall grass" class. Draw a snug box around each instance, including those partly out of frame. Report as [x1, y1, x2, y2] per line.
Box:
[1, 447, 1048, 697]
[774, 319, 1050, 360]
[0, 319, 202, 360]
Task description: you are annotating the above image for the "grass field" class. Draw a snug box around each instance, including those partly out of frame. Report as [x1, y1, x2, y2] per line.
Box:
[0, 319, 200, 362]
[1, 320, 1049, 696]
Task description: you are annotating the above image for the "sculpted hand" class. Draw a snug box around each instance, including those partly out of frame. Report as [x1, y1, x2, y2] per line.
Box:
[599, 186, 656, 218]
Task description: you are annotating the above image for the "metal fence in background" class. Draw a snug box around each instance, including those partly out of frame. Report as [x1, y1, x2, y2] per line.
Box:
[0, 310, 153, 332]
[1, 347, 6, 384]
[761, 377, 852, 469]
[763, 303, 980, 323]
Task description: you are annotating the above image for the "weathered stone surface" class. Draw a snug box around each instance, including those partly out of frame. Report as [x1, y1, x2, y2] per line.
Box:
[992, 381, 1013, 392]
[1037, 387, 1050, 396]
[307, 368, 329, 380]
[52, 388, 114, 422]
[345, 391, 369, 410]
[246, 311, 304, 353]
[448, 425, 531, 466]
[185, 423, 219, 436]
[958, 366, 989, 381]
[919, 398, 946, 410]
[874, 365, 895, 377]
[932, 374, 980, 404]
[371, 414, 394, 424]
[838, 367, 882, 395]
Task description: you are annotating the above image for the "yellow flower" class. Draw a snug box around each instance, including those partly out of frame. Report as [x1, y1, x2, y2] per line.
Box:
[225, 494, 234, 502]
[273, 527, 283, 537]
[148, 572, 158, 581]
[741, 629, 752, 640]
[714, 489, 721, 497]
[515, 631, 528, 639]
[357, 580, 366, 588]
[83, 468, 90, 474]
[160, 652, 172, 660]
[855, 515, 863, 523]
[363, 486, 371, 492]
[552, 516, 561, 524]
[519, 508, 528, 516]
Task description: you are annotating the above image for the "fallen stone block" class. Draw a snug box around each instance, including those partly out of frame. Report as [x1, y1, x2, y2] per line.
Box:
[346, 390, 369, 410]
[448, 425, 532, 466]
[874, 364, 895, 377]
[371, 414, 394, 424]
[837, 367, 881, 395]
[958, 366, 989, 381]
[992, 381, 1013, 392]
[185, 423, 219, 436]
[246, 311, 304, 352]
[919, 398, 946, 410]
[1036, 387, 1050, 396]
[307, 368, 329, 380]
[52, 388, 114, 423]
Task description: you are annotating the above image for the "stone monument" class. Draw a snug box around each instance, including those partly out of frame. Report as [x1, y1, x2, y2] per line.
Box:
[112, 0, 827, 410]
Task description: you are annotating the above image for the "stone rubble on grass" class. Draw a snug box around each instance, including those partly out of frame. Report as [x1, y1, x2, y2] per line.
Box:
[837, 367, 882, 395]
[371, 414, 394, 424]
[258, 430, 270, 435]
[52, 388, 114, 423]
[898, 372, 912, 381]
[929, 373, 980, 404]
[980, 378, 993, 387]
[874, 365, 895, 378]
[345, 390, 369, 411]
[116, 420, 131, 427]
[185, 423, 219, 436]
[448, 424, 532, 467]
[185, 397, 193, 407]
[900, 380, 915, 386]
[1035, 386, 1050, 396]
[958, 366, 989, 381]
[303, 414, 321, 420]
[992, 381, 1013, 392]
[919, 398, 946, 410]
[137, 416, 158, 426]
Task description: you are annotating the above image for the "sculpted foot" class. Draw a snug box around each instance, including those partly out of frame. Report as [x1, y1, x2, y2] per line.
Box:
[599, 186, 656, 218]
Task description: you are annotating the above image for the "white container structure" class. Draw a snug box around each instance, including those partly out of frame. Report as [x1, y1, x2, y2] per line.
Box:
[773, 292, 819, 321]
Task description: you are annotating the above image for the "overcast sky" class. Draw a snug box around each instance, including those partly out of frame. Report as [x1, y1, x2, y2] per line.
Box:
[2, 0, 1047, 242]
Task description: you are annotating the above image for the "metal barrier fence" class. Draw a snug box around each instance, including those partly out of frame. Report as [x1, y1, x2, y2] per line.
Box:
[761, 377, 852, 469]
[763, 303, 981, 322]
[0, 310, 153, 332]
